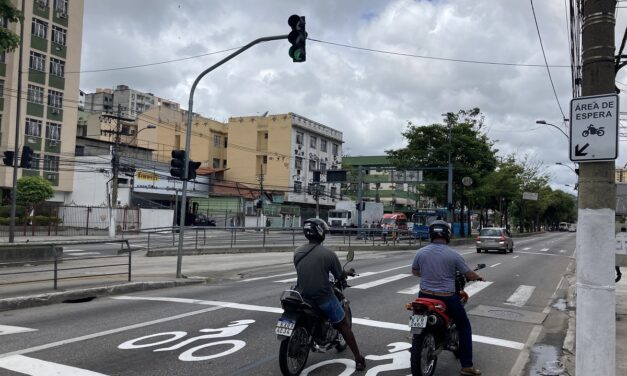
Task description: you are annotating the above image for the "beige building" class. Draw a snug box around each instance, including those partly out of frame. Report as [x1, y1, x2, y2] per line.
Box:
[0, 0, 83, 202]
[617, 167, 627, 183]
[226, 113, 343, 207]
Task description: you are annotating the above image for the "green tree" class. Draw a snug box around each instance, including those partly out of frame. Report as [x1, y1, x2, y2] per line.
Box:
[16, 176, 54, 216]
[0, 0, 22, 52]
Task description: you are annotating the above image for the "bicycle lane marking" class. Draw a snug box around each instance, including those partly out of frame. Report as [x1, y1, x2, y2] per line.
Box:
[0, 355, 108, 375]
[111, 296, 524, 350]
[0, 305, 224, 359]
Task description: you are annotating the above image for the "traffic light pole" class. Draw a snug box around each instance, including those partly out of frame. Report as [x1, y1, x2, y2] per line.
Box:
[8, 0, 26, 243]
[176, 34, 288, 278]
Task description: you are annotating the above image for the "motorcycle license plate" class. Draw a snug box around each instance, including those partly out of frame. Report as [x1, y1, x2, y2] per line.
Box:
[409, 314, 427, 328]
[275, 318, 296, 336]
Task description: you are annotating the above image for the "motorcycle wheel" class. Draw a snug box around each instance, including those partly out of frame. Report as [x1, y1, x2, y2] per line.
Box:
[335, 305, 352, 352]
[411, 331, 438, 376]
[279, 326, 310, 376]
[582, 130, 589, 137]
[598, 130, 605, 136]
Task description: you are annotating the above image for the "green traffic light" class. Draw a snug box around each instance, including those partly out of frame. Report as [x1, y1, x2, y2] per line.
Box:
[289, 46, 305, 62]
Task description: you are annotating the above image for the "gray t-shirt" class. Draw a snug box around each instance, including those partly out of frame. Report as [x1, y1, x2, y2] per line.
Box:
[412, 243, 471, 293]
[294, 242, 343, 303]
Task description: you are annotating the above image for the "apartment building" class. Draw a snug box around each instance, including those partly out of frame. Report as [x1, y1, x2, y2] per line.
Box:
[84, 85, 156, 119]
[617, 167, 627, 183]
[226, 113, 343, 208]
[0, 0, 83, 202]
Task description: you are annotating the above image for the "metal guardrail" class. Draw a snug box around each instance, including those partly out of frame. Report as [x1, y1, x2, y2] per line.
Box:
[0, 239, 132, 290]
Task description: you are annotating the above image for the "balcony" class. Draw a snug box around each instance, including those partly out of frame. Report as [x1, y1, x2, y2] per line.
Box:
[33, 1, 50, 19]
[44, 171, 59, 186]
[48, 74, 65, 90]
[27, 102, 44, 117]
[22, 169, 41, 178]
[51, 42, 66, 58]
[24, 135, 42, 151]
[28, 69, 46, 85]
[44, 139, 60, 153]
[47, 106, 63, 121]
[53, 10, 68, 27]
[30, 35, 48, 53]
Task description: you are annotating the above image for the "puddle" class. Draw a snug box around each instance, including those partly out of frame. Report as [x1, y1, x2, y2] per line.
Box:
[552, 298, 568, 312]
[527, 344, 564, 375]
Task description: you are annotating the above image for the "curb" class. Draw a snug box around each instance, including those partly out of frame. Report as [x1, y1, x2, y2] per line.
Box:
[0, 279, 204, 312]
[560, 260, 577, 376]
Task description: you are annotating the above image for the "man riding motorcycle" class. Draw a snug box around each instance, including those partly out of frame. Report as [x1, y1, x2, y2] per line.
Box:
[411, 220, 484, 376]
[293, 218, 367, 372]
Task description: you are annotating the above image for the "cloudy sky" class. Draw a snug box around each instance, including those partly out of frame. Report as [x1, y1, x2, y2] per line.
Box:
[79, 0, 627, 194]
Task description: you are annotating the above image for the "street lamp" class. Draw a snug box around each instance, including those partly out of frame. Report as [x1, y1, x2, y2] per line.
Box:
[536, 120, 569, 140]
[555, 162, 577, 174]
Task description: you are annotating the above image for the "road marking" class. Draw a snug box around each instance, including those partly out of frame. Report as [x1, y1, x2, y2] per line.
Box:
[111, 296, 524, 350]
[522, 247, 531, 251]
[397, 284, 421, 295]
[273, 265, 412, 284]
[489, 263, 501, 268]
[516, 251, 565, 258]
[512, 255, 520, 259]
[66, 252, 101, 256]
[0, 355, 108, 375]
[505, 285, 536, 307]
[351, 274, 412, 289]
[238, 272, 296, 283]
[63, 249, 86, 253]
[0, 325, 37, 336]
[464, 281, 493, 297]
[559, 249, 567, 253]
[538, 248, 549, 252]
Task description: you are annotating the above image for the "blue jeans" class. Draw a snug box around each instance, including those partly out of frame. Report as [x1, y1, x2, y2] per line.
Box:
[318, 295, 346, 324]
[419, 291, 473, 368]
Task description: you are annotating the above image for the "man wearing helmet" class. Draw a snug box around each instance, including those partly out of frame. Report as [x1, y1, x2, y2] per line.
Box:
[294, 218, 366, 372]
[411, 220, 484, 376]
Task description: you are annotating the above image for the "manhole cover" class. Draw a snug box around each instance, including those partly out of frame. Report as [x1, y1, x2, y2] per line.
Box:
[487, 309, 523, 319]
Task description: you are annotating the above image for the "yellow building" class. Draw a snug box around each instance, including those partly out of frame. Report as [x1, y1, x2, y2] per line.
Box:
[0, 0, 84, 202]
[226, 113, 343, 207]
[617, 167, 627, 183]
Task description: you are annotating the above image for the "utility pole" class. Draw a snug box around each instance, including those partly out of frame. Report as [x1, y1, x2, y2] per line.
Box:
[447, 123, 454, 226]
[8, 0, 26, 244]
[576, 1, 617, 375]
[101, 105, 133, 238]
[357, 166, 363, 229]
[257, 164, 264, 226]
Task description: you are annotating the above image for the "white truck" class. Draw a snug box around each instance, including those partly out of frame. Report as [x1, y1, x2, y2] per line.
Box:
[328, 201, 384, 228]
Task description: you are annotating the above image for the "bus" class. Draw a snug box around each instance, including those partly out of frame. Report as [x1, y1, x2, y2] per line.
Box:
[411, 208, 448, 239]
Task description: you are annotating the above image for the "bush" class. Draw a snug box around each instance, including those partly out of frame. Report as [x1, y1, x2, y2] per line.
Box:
[0, 205, 26, 217]
[32, 215, 63, 226]
[0, 217, 10, 226]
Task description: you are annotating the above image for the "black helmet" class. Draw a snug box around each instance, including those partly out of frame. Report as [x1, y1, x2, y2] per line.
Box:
[429, 220, 451, 243]
[303, 218, 330, 243]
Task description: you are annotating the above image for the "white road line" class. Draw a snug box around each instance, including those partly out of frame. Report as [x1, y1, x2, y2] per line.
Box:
[0, 355, 108, 375]
[489, 263, 501, 268]
[516, 251, 564, 258]
[464, 281, 493, 297]
[274, 271, 380, 284]
[538, 248, 549, 252]
[351, 274, 412, 289]
[522, 247, 531, 251]
[559, 249, 567, 253]
[65, 252, 101, 256]
[512, 255, 520, 259]
[238, 272, 296, 283]
[397, 284, 421, 295]
[0, 325, 37, 336]
[63, 249, 86, 253]
[505, 285, 536, 307]
[111, 296, 524, 350]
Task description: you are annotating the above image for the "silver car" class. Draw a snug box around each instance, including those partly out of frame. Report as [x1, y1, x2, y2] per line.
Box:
[476, 227, 514, 253]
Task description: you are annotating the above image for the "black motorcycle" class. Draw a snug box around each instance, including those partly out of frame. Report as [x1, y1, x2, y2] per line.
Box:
[276, 250, 356, 376]
[582, 124, 605, 137]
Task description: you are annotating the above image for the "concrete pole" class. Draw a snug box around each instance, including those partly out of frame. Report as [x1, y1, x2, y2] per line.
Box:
[575, 1, 617, 375]
[109, 105, 122, 238]
[357, 166, 363, 228]
[447, 124, 454, 226]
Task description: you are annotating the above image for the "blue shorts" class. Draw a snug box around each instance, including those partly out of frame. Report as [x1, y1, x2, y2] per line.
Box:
[318, 295, 345, 324]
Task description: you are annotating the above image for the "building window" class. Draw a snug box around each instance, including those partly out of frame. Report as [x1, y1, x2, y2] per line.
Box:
[48, 89, 63, 108]
[213, 158, 220, 168]
[332, 143, 339, 156]
[310, 136, 317, 149]
[75, 145, 84, 156]
[45, 122, 61, 141]
[213, 135, 221, 147]
[295, 157, 303, 170]
[223, 159, 227, 168]
[263, 155, 268, 164]
[26, 118, 42, 137]
[320, 162, 327, 173]
[43, 155, 59, 172]
[330, 186, 337, 199]
[29, 51, 46, 71]
[264, 132, 268, 139]
[309, 160, 316, 170]
[296, 132, 303, 145]
[0, 51, 5, 63]
[52, 26, 66, 46]
[0, 80, 3, 97]
[54, 0, 67, 17]
[50, 58, 65, 77]
[320, 139, 327, 152]
[224, 137, 228, 148]
[30, 153, 41, 170]
[32, 18, 48, 39]
[294, 181, 302, 193]
[36, 0, 48, 8]
[27, 85, 44, 103]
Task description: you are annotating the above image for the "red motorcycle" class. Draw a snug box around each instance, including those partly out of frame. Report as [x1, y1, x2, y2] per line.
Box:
[405, 264, 486, 376]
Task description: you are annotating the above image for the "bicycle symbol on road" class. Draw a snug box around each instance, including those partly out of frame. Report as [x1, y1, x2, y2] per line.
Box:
[118, 319, 254, 362]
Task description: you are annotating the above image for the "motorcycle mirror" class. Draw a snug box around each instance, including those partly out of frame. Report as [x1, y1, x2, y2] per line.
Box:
[477, 263, 486, 270]
[346, 249, 354, 262]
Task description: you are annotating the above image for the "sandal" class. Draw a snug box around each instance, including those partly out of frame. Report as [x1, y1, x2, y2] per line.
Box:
[355, 356, 366, 372]
[460, 367, 482, 375]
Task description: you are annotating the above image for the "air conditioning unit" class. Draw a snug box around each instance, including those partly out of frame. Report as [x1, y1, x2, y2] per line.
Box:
[51, 108, 61, 115]
[57, 11, 67, 18]
[46, 174, 54, 179]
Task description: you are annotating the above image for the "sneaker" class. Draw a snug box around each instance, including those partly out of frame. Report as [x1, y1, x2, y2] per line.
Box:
[355, 356, 366, 372]
[460, 367, 482, 375]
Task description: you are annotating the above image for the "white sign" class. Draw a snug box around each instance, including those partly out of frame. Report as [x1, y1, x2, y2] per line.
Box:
[569, 94, 619, 162]
[522, 192, 538, 201]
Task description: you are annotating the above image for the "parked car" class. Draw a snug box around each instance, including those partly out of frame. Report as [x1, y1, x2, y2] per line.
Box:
[476, 227, 514, 253]
[193, 214, 216, 227]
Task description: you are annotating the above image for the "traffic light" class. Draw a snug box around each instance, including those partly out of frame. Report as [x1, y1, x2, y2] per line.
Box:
[2, 151, 14, 166]
[288, 15, 307, 62]
[20, 146, 33, 168]
[187, 161, 201, 181]
[170, 150, 186, 179]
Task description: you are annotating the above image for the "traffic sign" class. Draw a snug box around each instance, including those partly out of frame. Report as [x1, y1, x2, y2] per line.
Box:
[569, 94, 619, 162]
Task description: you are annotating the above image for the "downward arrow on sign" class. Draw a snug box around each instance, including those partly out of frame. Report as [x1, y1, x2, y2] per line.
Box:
[575, 143, 590, 156]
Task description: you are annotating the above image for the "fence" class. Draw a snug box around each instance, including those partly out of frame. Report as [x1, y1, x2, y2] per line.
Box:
[0, 204, 140, 237]
[0, 240, 133, 291]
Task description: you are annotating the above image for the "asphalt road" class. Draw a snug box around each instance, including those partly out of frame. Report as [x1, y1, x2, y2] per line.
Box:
[0, 232, 575, 376]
